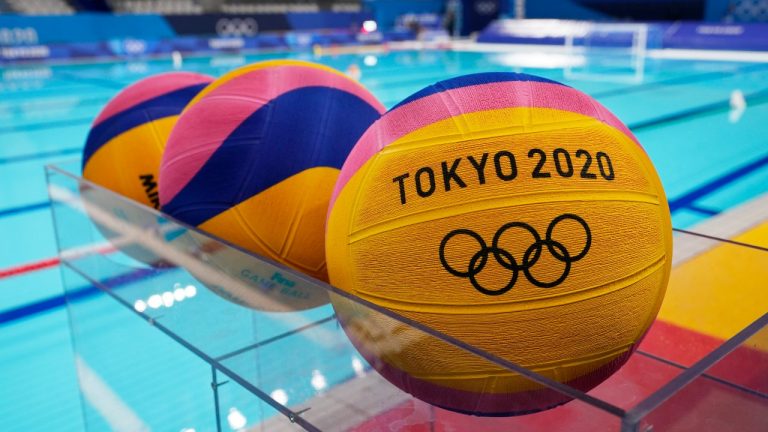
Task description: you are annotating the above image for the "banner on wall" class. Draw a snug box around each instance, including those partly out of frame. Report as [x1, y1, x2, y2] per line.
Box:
[0, 14, 175, 45]
[164, 12, 373, 37]
[0, 12, 374, 46]
[665, 22, 768, 51]
[0, 11, 398, 62]
[0, 32, 414, 63]
[478, 19, 768, 51]
[165, 15, 290, 36]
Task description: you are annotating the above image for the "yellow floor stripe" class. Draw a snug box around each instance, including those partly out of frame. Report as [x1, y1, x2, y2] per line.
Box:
[659, 221, 768, 350]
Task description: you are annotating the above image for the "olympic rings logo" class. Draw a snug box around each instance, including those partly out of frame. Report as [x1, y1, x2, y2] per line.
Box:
[123, 39, 147, 55]
[216, 18, 258, 37]
[439, 214, 591, 296]
[0, 27, 38, 45]
[475, 1, 499, 15]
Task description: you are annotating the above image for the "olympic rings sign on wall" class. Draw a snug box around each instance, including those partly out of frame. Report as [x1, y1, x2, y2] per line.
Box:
[215, 18, 258, 37]
[0, 27, 39, 46]
[123, 39, 147, 55]
[439, 214, 591, 296]
[474, 0, 499, 15]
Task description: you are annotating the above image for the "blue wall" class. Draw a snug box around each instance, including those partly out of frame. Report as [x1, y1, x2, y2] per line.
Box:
[704, 0, 730, 21]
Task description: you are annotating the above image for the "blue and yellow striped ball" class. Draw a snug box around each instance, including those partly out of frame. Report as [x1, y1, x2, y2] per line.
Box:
[82, 72, 214, 266]
[83, 72, 213, 209]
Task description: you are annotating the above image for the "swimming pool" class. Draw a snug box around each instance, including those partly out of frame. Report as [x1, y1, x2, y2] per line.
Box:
[1, 47, 767, 431]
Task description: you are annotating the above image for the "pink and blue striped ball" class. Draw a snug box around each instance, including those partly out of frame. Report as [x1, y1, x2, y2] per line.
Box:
[159, 60, 385, 308]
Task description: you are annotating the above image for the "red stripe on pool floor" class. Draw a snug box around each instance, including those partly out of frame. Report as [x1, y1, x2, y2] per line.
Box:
[0, 256, 60, 279]
[0, 245, 116, 280]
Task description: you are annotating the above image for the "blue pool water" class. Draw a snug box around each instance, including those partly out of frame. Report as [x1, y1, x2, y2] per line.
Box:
[1, 48, 767, 430]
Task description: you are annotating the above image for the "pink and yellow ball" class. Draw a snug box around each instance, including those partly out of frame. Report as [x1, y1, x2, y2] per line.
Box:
[326, 72, 672, 415]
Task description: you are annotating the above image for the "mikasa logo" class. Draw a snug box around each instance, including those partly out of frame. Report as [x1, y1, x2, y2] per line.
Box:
[139, 174, 160, 209]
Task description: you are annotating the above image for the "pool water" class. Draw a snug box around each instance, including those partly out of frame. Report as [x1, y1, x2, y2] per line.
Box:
[1, 48, 767, 431]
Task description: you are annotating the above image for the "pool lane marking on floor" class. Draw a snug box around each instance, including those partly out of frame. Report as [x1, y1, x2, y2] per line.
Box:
[0, 240, 115, 280]
[0, 95, 109, 112]
[0, 147, 82, 165]
[592, 61, 768, 99]
[54, 71, 130, 90]
[684, 204, 720, 216]
[0, 256, 60, 279]
[0, 116, 93, 134]
[358, 60, 761, 107]
[0, 201, 51, 218]
[628, 86, 768, 131]
[75, 355, 149, 432]
[0, 266, 150, 326]
[672, 191, 768, 266]
[667, 152, 768, 213]
[0, 282, 85, 325]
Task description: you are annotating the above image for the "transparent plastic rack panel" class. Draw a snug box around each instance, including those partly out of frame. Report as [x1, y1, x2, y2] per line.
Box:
[46, 160, 768, 432]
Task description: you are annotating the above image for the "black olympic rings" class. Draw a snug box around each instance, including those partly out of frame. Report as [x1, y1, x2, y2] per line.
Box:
[438, 214, 591, 296]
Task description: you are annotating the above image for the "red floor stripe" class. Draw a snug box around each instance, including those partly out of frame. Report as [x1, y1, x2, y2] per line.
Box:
[351, 320, 768, 431]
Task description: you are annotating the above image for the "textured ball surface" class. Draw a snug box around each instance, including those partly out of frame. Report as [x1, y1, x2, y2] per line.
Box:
[159, 60, 385, 308]
[81, 72, 213, 266]
[325, 72, 672, 415]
